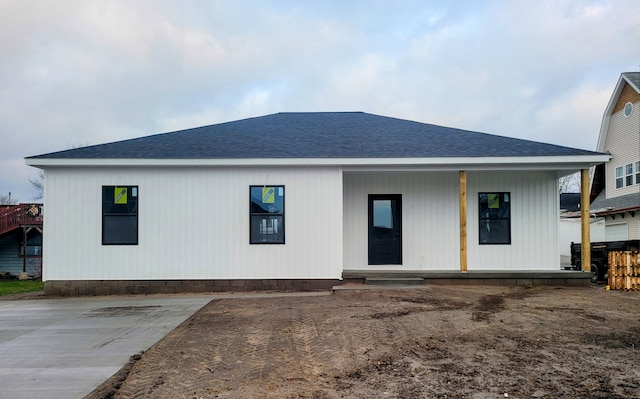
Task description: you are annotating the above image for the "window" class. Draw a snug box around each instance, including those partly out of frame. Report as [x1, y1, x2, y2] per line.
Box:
[479, 193, 511, 245]
[19, 233, 42, 256]
[636, 161, 640, 185]
[102, 186, 138, 245]
[625, 163, 634, 186]
[250, 186, 284, 244]
[615, 166, 623, 189]
[623, 102, 633, 118]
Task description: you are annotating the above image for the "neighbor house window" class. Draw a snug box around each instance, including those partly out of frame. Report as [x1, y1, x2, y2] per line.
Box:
[625, 163, 634, 186]
[102, 186, 138, 245]
[615, 166, 623, 189]
[636, 161, 640, 185]
[479, 193, 511, 245]
[250, 186, 284, 244]
[19, 234, 42, 256]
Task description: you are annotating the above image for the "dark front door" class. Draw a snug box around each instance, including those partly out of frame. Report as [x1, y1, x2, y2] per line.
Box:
[368, 194, 402, 265]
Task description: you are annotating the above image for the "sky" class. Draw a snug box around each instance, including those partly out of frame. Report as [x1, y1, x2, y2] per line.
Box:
[1, 0, 639, 202]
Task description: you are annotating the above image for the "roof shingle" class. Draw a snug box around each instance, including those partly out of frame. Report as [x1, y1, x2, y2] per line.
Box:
[28, 112, 604, 160]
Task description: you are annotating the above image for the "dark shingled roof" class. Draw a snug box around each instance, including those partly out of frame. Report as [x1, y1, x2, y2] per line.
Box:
[623, 72, 640, 90]
[591, 191, 640, 212]
[28, 112, 604, 160]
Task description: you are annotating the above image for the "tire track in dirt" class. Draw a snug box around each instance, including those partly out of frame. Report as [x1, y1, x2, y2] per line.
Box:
[290, 308, 324, 377]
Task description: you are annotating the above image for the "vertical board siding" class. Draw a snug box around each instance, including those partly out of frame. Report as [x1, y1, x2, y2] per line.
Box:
[343, 172, 460, 270]
[43, 166, 343, 280]
[343, 171, 560, 271]
[467, 171, 559, 270]
[605, 100, 640, 200]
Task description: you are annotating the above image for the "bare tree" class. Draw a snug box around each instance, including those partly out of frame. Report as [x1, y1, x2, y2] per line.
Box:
[29, 170, 44, 200]
[559, 172, 581, 193]
[27, 142, 87, 201]
[0, 192, 18, 205]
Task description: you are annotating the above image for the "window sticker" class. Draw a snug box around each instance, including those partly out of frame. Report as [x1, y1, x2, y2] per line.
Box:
[488, 194, 500, 209]
[114, 187, 128, 204]
[262, 187, 275, 204]
[132, 187, 138, 197]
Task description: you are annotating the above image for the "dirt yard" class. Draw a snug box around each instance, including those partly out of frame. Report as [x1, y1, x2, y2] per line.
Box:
[87, 284, 640, 399]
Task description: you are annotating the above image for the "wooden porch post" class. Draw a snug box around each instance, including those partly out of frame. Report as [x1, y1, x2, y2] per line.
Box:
[580, 169, 591, 272]
[459, 171, 467, 272]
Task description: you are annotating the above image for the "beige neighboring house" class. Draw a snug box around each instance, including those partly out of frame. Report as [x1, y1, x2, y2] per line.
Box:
[591, 72, 640, 240]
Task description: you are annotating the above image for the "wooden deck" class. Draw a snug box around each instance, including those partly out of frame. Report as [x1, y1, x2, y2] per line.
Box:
[0, 204, 43, 236]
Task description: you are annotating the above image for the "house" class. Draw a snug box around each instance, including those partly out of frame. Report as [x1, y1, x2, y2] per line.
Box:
[590, 72, 640, 240]
[25, 112, 609, 295]
[0, 204, 44, 278]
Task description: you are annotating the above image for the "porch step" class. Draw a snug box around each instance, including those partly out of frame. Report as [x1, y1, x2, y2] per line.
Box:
[365, 277, 425, 286]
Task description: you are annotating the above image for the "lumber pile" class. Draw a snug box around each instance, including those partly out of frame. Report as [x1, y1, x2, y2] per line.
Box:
[608, 251, 640, 291]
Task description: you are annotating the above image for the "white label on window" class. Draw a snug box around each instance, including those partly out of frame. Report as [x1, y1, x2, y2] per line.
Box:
[278, 187, 283, 196]
[132, 187, 138, 197]
[504, 194, 509, 202]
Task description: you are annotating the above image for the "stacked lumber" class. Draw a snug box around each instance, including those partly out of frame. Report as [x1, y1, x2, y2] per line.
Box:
[608, 251, 640, 291]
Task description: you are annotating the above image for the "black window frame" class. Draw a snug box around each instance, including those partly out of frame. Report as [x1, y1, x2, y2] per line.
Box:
[102, 185, 139, 245]
[249, 185, 285, 244]
[478, 192, 511, 245]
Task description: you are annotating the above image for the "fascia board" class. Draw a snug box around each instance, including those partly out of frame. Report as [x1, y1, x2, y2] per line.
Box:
[26, 155, 610, 169]
[597, 74, 633, 152]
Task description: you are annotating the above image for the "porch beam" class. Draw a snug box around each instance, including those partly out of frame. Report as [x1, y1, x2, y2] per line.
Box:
[459, 170, 467, 272]
[580, 169, 590, 272]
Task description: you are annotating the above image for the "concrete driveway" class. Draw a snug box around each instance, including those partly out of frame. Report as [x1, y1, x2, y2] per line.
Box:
[0, 294, 212, 399]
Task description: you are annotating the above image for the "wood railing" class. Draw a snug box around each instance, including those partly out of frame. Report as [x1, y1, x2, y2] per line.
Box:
[0, 204, 43, 236]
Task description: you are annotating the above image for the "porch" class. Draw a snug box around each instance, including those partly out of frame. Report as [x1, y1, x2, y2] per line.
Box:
[342, 269, 592, 286]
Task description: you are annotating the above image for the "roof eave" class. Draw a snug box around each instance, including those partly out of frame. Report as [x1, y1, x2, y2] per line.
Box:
[26, 154, 610, 171]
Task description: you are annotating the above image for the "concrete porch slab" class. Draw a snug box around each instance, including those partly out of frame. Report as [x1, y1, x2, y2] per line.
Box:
[342, 269, 592, 286]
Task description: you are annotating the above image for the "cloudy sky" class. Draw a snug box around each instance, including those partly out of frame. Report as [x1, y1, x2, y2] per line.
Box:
[1, 0, 639, 202]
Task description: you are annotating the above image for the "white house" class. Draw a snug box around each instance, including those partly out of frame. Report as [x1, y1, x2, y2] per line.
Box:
[590, 72, 640, 240]
[26, 112, 609, 295]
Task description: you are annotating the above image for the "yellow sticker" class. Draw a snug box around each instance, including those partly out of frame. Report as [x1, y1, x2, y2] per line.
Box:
[488, 194, 499, 209]
[114, 187, 128, 204]
[262, 187, 275, 204]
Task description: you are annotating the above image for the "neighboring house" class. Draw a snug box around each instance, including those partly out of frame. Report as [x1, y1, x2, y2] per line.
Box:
[590, 72, 640, 241]
[558, 192, 605, 268]
[25, 112, 609, 295]
[0, 204, 44, 278]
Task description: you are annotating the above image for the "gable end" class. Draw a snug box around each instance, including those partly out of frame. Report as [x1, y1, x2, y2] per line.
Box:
[613, 82, 640, 114]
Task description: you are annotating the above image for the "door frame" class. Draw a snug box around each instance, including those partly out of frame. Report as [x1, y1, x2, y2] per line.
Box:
[367, 194, 402, 265]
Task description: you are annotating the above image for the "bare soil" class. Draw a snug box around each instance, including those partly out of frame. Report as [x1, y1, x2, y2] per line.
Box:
[86, 285, 640, 399]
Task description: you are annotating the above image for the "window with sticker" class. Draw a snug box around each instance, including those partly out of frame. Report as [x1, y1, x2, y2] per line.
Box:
[250, 186, 285, 244]
[479, 193, 511, 245]
[102, 186, 138, 245]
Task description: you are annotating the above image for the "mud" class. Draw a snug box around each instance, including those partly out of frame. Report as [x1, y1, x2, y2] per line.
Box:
[86, 285, 640, 398]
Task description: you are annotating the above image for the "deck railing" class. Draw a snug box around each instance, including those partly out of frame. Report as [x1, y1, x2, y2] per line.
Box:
[0, 204, 44, 236]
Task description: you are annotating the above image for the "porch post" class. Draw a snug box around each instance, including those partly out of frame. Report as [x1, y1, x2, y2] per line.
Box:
[459, 171, 467, 272]
[580, 169, 591, 272]
[22, 227, 27, 273]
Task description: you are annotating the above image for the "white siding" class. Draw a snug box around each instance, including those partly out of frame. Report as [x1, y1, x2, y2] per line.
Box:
[343, 172, 460, 271]
[467, 171, 559, 270]
[605, 100, 640, 200]
[43, 166, 343, 280]
[343, 171, 560, 271]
